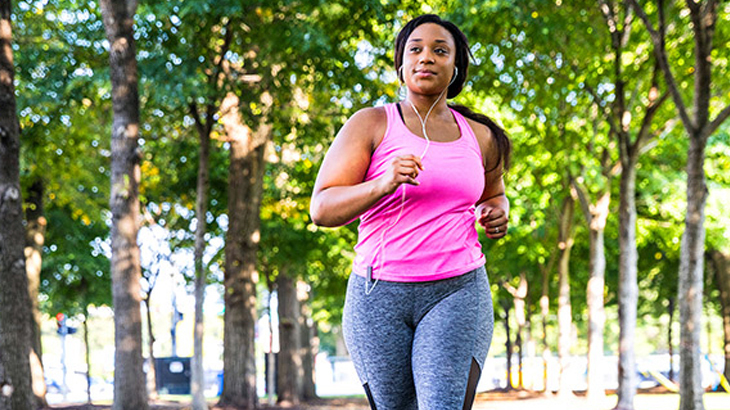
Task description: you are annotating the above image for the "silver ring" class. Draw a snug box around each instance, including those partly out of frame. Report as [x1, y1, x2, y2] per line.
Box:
[495, 227, 500, 233]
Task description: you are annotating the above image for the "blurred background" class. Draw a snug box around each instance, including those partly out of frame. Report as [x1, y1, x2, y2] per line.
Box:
[1, 0, 729, 409]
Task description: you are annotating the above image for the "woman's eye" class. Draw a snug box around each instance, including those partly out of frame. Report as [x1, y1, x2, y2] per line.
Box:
[409, 47, 421, 53]
[435, 48, 448, 54]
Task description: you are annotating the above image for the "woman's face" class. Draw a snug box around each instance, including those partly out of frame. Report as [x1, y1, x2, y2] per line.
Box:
[401, 23, 457, 96]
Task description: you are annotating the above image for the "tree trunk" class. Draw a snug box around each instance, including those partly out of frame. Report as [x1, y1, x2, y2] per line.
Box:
[0, 1, 34, 408]
[277, 271, 302, 405]
[709, 250, 730, 389]
[540, 258, 551, 393]
[299, 280, 318, 401]
[266, 279, 276, 404]
[586, 225, 606, 400]
[24, 178, 47, 407]
[505, 274, 527, 390]
[219, 93, 268, 409]
[616, 159, 638, 410]
[99, 1, 148, 409]
[675, 3, 723, 407]
[83, 308, 92, 404]
[525, 305, 534, 390]
[557, 196, 575, 396]
[515, 318, 523, 389]
[501, 299, 513, 390]
[668, 297, 676, 382]
[678, 135, 708, 410]
[628, 1, 730, 407]
[573, 186, 609, 401]
[144, 298, 157, 400]
[191, 104, 211, 410]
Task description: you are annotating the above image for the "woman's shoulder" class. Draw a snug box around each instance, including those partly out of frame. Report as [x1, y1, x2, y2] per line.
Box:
[347, 105, 388, 127]
[339, 106, 388, 150]
[463, 116, 495, 148]
[462, 114, 501, 170]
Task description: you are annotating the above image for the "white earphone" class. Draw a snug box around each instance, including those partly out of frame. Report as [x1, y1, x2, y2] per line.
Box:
[365, 65, 460, 295]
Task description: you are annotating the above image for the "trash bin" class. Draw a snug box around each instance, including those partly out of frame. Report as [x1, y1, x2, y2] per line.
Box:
[217, 371, 224, 396]
[155, 357, 191, 395]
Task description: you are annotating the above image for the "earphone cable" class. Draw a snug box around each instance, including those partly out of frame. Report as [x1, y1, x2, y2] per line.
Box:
[365, 85, 449, 296]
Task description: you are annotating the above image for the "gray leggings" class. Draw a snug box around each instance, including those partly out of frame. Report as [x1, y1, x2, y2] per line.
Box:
[343, 266, 494, 410]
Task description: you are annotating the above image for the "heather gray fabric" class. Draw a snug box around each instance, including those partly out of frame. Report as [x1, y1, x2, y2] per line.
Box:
[342, 266, 494, 410]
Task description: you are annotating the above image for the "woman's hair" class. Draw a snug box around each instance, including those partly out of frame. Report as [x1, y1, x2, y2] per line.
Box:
[394, 14, 511, 172]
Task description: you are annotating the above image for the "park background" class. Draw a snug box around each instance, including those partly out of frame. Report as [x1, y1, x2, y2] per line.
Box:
[1, 1, 730, 410]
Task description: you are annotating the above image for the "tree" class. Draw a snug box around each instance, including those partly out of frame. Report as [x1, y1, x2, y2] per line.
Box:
[499, 297, 514, 390]
[24, 178, 47, 407]
[0, 1, 34, 408]
[705, 139, 730, 387]
[125, 2, 237, 405]
[502, 273, 528, 390]
[556, 195, 575, 396]
[571, 143, 613, 402]
[708, 248, 730, 388]
[590, 3, 671, 408]
[138, 217, 174, 400]
[41, 203, 112, 404]
[191, 104, 211, 410]
[13, 1, 112, 402]
[211, 2, 410, 405]
[629, 1, 730, 408]
[490, 3, 675, 404]
[219, 92, 269, 408]
[461, 3, 606, 395]
[276, 269, 303, 405]
[99, 0, 148, 408]
[298, 280, 317, 400]
[182, 14, 230, 410]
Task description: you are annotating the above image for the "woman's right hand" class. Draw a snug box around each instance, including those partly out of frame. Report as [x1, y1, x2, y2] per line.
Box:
[378, 154, 424, 195]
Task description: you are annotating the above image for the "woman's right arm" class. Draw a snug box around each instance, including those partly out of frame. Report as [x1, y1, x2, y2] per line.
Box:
[310, 107, 423, 227]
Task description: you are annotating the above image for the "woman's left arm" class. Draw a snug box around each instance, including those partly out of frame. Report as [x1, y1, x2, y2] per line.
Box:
[471, 120, 509, 239]
[475, 173, 509, 239]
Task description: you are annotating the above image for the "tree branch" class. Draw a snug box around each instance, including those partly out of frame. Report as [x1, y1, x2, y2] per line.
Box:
[628, 0, 695, 132]
[702, 0, 719, 29]
[638, 117, 677, 155]
[204, 103, 216, 136]
[570, 177, 593, 223]
[580, 76, 622, 138]
[635, 91, 670, 150]
[189, 102, 207, 138]
[126, 0, 138, 20]
[610, 161, 623, 178]
[685, 0, 701, 14]
[620, 0, 635, 48]
[703, 103, 730, 139]
[626, 76, 643, 114]
[598, 0, 622, 49]
[212, 19, 234, 80]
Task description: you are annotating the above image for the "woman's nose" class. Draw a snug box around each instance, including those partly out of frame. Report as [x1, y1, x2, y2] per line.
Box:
[419, 49, 435, 64]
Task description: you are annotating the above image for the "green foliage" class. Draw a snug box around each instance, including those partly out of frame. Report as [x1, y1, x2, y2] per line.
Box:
[40, 205, 111, 317]
[11, 0, 730, 360]
[15, 0, 113, 320]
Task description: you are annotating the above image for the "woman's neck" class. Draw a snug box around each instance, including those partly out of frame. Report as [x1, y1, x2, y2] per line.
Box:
[404, 90, 449, 117]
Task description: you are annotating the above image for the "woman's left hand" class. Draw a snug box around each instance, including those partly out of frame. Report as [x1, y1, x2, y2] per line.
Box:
[477, 203, 508, 239]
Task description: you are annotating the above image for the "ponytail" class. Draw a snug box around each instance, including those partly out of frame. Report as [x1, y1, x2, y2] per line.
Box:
[449, 104, 511, 173]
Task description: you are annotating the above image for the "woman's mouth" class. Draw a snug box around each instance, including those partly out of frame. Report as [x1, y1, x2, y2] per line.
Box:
[415, 70, 436, 78]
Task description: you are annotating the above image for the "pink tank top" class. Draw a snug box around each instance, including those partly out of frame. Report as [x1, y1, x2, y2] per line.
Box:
[352, 103, 486, 282]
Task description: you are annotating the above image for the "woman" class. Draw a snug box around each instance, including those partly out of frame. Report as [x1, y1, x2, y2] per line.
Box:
[310, 14, 510, 410]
